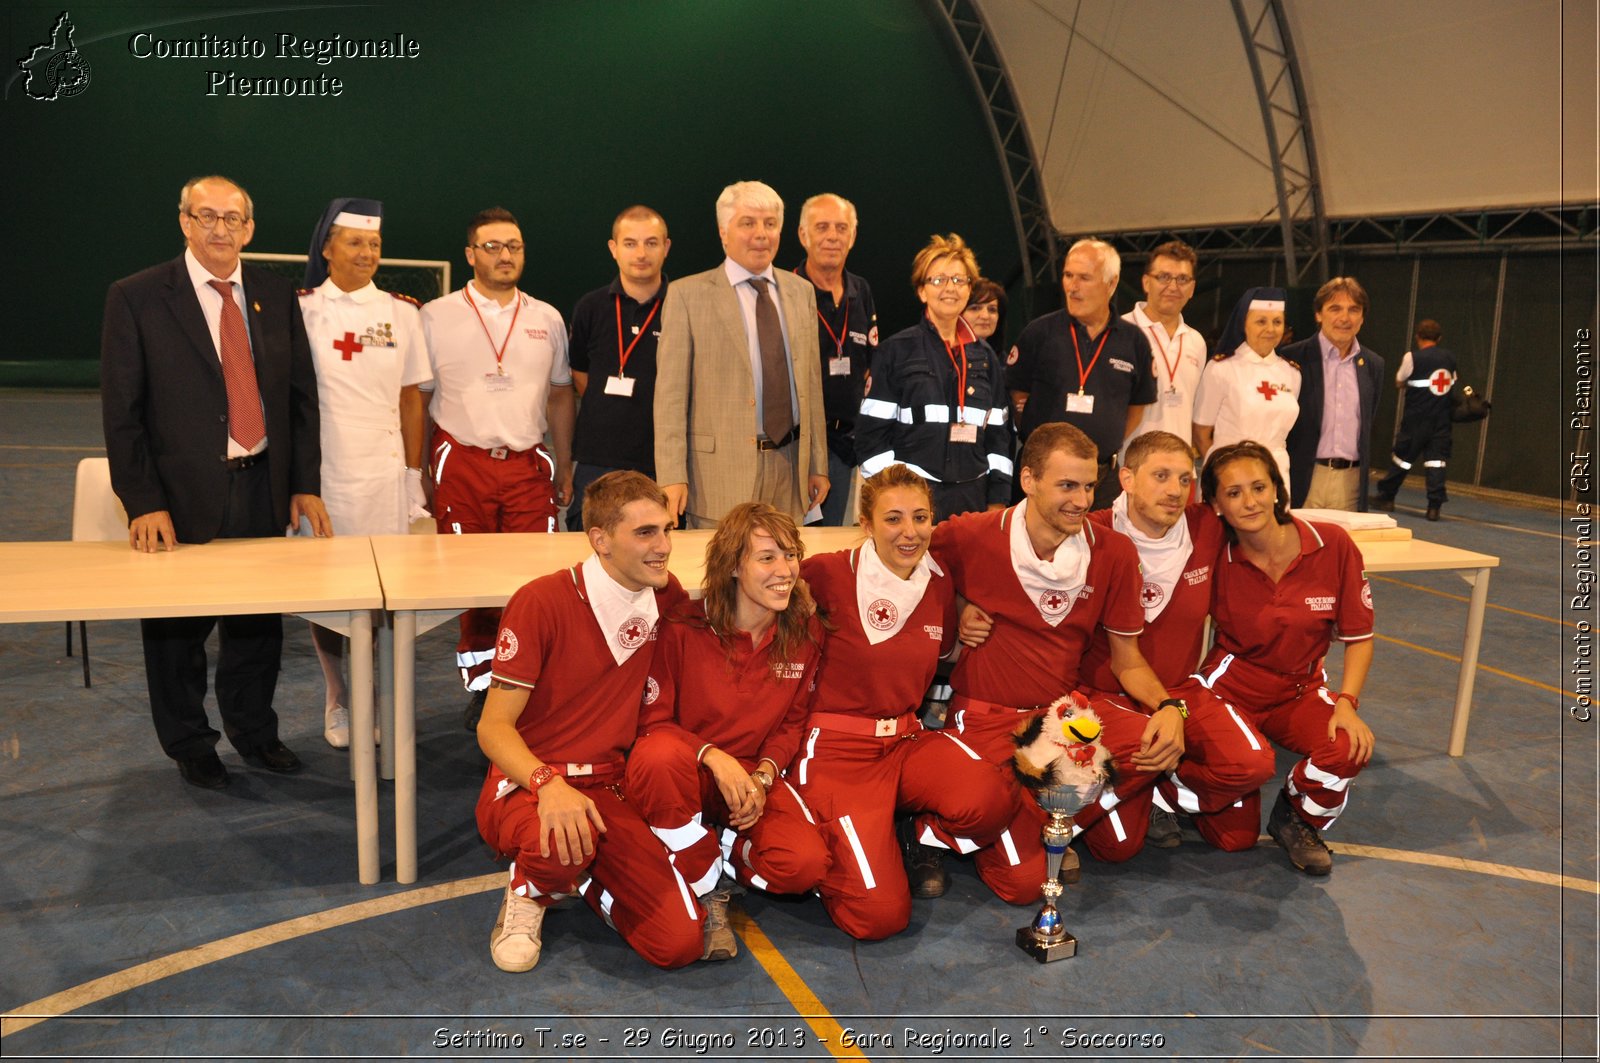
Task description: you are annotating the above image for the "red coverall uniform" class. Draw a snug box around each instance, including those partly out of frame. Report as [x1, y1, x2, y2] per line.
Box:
[1194, 518, 1375, 848]
[625, 602, 830, 898]
[1080, 505, 1277, 856]
[790, 547, 1016, 939]
[931, 505, 1147, 900]
[474, 565, 703, 969]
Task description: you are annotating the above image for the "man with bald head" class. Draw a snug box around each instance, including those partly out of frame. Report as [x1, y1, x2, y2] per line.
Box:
[1007, 238, 1156, 508]
[653, 180, 829, 528]
[101, 175, 330, 790]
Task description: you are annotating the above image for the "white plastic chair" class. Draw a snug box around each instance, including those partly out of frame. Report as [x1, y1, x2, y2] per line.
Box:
[68, 457, 129, 687]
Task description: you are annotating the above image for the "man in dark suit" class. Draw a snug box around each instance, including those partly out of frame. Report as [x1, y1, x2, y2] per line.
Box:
[101, 175, 332, 790]
[1283, 277, 1385, 511]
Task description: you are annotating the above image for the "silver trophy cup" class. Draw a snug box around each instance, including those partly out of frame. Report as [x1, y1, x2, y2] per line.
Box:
[1015, 779, 1102, 962]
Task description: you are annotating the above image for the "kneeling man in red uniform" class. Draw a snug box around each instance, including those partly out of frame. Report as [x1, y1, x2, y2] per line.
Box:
[474, 471, 702, 972]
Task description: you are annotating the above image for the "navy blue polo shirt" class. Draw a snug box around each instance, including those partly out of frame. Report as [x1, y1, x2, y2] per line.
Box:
[793, 263, 878, 462]
[1006, 309, 1156, 461]
[568, 276, 666, 474]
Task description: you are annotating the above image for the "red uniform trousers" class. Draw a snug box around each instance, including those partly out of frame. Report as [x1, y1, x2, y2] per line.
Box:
[1147, 678, 1278, 852]
[789, 715, 1016, 940]
[431, 426, 558, 690]
[1053, 687, 1278, 857]
[625, 728, 829, 898]
[474, 768, 703, 970]
[1194, 652, 1367, 844]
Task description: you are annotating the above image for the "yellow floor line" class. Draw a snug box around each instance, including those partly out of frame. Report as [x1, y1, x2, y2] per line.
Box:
[1325, 841, 1599, 893]
[1371, 574, 1575, 628]
[1375, 632, 1577, 699]
[0, 872, 504, 1038]
[729, 907, 868, 1061]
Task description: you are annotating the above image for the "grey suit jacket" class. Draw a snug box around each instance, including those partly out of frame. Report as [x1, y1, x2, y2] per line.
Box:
[653, 264, 826, 522]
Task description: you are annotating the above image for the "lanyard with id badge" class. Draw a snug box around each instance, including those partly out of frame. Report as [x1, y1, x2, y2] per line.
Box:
[606, 294, 661, 397]
[943, 325, 979, 444]
[1146, 323, 1186, 408]
[465, 287, 521, 392]
[1066, 320, 1110, 414]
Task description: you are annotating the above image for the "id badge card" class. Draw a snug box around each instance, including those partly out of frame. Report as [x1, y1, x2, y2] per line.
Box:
[1066, 391, 1095, 414]
[604, 375, 636, 397]
[828, 356, 852, 377]
[1162, 388, 1183, 408]
[949, 423, 979, 444]
[484, 372, 516, 392]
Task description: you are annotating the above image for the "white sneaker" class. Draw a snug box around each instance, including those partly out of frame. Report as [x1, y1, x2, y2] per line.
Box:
[323, 705, 350, 749]
[490, 885, 545, 972]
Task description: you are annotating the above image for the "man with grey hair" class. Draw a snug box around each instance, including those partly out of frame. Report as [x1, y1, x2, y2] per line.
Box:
[101, 174, 330, 790]
[654, 180, 828, 528]
[793, 193, 877, 525]
[1006, 237, 1155, 508]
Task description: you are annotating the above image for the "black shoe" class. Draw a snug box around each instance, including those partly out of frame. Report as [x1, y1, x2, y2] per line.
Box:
[1369, 494, 1394, 513]
[463, 689, 488, 732]
[1147, 807, 1183, 849]
[1266, 789, 1331, 875]
[899, 818, 951, 899]
[1426, 505, 1441, 521]
[177, 752, 230, 790]
[240, 740, 303, 775]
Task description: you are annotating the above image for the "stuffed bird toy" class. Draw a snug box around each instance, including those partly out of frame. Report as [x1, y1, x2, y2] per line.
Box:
[1012, 692, 1115, 813]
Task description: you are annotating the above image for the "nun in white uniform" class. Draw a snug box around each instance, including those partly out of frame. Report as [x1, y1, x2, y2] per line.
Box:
[1191, 286, 1299, 489]
[298, 198, 432, 747]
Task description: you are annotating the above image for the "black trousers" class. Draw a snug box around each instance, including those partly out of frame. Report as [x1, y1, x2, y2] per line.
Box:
[141, 461, 283, 760]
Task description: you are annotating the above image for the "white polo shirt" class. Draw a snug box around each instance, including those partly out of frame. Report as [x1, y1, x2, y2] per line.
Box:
[1121, 302, 1205, 449]
[419, 282, 571, 451]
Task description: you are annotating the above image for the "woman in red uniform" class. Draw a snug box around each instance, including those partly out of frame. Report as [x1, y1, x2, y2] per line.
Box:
[625, 503, 830, 961]
[1196, 440, 1376, 875]
[792, 464, 1016, 940]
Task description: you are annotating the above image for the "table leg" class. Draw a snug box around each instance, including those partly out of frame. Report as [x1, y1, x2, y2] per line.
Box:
[349, 609, 379, 884]
[379, 614, 395, 781]
[1448, 567, 1492, 757]
[395, 609, 418, 885]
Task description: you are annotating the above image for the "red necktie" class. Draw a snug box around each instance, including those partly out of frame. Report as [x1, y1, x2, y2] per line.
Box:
[208, 279, 265, 450]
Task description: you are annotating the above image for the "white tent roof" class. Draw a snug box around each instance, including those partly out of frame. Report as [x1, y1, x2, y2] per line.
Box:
[976, 0, 1594, 234]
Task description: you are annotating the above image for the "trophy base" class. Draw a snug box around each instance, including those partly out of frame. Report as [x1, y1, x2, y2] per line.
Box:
[1015, 926, 1078, 962]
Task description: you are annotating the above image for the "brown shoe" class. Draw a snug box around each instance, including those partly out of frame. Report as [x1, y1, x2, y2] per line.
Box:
[1146, 807, 1183, 849]
[701, 888, 737, 961]
[899, 818, 952, 898]
[1267, 790, 1332, 875]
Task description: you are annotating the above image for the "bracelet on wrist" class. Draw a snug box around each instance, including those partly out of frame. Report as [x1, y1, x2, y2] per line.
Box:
[529, 764, 558, 791]
[1156, 697, 1189, 720]
[696, 743, 715, 764]
[1333, 691, 1360, 711]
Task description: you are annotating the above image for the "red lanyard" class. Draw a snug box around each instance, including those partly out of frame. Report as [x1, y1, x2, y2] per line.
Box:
[1145, 324, 1184, 389]
[464, 287, 521, 375]
[614, 295, 661, 377]
[1069, 319, 1110, 395]
[795, 267, 849, 357]
[939, 315, 973, 420]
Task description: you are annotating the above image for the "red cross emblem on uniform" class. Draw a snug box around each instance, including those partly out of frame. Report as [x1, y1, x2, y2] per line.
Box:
[867, 598, 898, 631]
[495, 629, 518, 661]
[1428, 369, 1453, 396]
[617, 616, 650, 649]
[1039, 590, 1071, 616]
[333, 331, 363, 361]
[1140, 581, 1164, 608]
[1256, 380, 1277, 400]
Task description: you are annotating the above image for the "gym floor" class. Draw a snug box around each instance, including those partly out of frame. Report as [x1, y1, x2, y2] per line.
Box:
[1, 390, 1595, 1062]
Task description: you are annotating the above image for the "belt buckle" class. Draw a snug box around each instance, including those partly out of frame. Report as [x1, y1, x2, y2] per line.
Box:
[489, 446, 509, 460]
[565, 762, 593, 777]
[874, 718, 897, 737]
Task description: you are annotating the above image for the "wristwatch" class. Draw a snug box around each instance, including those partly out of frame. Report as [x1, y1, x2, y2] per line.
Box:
[529, 765, 558, 790]
[1157, 698, 1189, 720]
[749, 769, 774, 792]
